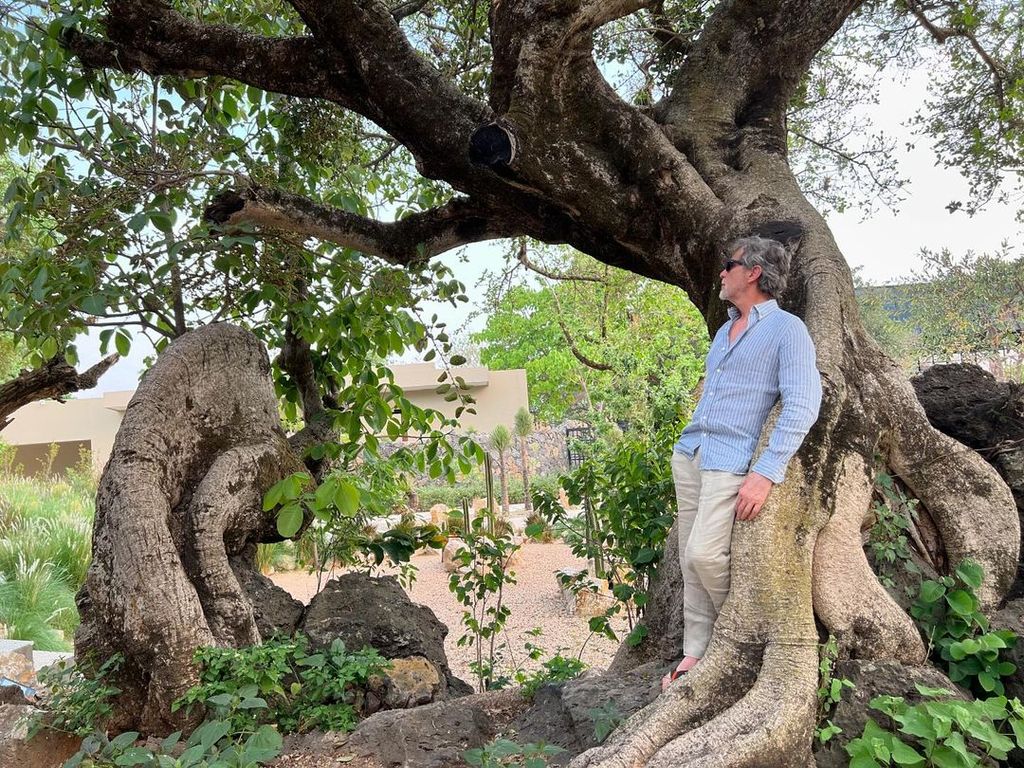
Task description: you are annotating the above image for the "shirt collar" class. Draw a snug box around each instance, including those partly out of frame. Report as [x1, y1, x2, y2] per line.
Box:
[727, 299, 779, 322]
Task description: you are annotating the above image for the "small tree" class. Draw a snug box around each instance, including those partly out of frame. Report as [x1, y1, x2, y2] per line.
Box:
[490, 425, 512, 515]
[514, 407, 534, 512]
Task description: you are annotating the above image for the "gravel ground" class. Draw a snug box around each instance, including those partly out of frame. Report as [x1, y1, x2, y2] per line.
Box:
[270, 541, 628, 687]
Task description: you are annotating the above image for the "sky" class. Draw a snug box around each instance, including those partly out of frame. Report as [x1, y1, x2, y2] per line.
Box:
[76, 60, 1021, 396]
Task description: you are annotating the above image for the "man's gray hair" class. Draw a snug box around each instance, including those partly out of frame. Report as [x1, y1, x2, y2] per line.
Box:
[728, 235, 791, 298]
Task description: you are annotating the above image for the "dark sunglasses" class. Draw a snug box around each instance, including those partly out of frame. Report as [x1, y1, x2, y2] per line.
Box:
[723, 259, 746, 272]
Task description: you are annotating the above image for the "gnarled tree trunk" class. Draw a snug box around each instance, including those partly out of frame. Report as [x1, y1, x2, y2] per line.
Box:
[61, 0, 1021, 759]
[75, 323, 306, 733]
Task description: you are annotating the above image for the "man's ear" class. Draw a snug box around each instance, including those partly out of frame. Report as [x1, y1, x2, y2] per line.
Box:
[748, 265, 762, 284]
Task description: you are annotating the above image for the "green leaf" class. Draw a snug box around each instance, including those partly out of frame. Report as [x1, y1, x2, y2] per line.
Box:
[150, 212, 173, 233]
[918, 580, 946, 603]
[80, 293, 105, 315]
[114, 747, 154, 766]
[127, 212, 148, 232]
[525, 521, 545, 538]
[242, 725, 283, 762]
[335, 480, 360, 516]
[954, 560, 983, 590]
[109, 732, 140, 750]
[263, 481, 284, 511]
[631, 548, 656, 566]
[945, 590, 975, 617]
[276, 503, 304, 537]
[114, 331, 131, 357]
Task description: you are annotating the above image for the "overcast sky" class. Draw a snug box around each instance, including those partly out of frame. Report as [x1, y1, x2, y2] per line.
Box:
[79, 62, 1020, 396]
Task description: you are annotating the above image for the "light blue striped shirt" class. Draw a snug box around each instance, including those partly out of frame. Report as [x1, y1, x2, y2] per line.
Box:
[674, 299, 822, 483]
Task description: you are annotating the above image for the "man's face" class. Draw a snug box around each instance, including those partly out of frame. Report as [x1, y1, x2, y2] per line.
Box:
[718, 247, 747, 302]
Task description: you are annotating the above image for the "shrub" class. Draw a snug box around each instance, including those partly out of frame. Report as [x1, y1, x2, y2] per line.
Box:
[415, 473, 563, 510]
[531, 427, 676, 647]
[464, 739, 564, 768]
[846, 682, 1024, 767]
[31, 653, 123, 738]
[910, 560, 1017, 697]
[523, 512, 554, 543]
[515, 649, 586, 698]
[174, 634, 391, 735]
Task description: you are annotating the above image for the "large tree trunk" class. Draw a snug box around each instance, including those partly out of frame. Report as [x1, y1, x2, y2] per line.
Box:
[75, 323, 307, 733]
[60, 0, 1022, 760]
[569, 163, 1019, 768]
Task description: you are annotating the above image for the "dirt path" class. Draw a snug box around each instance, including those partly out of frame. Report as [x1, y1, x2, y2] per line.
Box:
[270, 541, 629, 688]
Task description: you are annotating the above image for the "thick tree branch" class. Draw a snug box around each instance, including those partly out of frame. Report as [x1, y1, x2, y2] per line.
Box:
[0, 354, 118, 430]
[390, 0, 432, 21]
[663, 0, 865, 134]
[570, 0, 653, 34]
[63, 2, 358, 106]
[204, 187, 522, 266]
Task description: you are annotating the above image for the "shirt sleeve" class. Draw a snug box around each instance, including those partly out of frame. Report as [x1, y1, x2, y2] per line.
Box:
[750, 320, 823, 483]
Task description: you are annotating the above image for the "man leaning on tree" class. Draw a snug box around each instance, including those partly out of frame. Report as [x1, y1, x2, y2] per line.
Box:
[662, 235, 823, 691]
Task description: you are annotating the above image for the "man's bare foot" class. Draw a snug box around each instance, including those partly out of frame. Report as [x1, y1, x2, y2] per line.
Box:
[660, 655, 700, 691]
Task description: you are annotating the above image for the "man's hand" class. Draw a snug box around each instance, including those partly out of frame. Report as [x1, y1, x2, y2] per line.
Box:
[735, 472, 774, 521]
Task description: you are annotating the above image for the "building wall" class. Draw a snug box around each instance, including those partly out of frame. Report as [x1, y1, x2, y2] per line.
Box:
[2, 391, 129, 475]
[1, 366, 529, 473]
[391, 365, 529, 434]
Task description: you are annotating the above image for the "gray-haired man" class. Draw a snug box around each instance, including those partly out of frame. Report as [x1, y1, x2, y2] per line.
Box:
[662, 236, 822, 690]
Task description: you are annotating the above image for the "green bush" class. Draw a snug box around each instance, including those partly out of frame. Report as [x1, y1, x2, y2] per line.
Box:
[32, 653, 123, 738]
[531, 426, 677, 647]
[67, 715, 283, 768]
[415, 473, 562, 510]
[464, 739, 564, 768]
[910, 560, 1017, 696]
[516, 650, 586, 698]
[846, 682, 1024, 767]
[174, 634, 391, 735]
[38, 651, 283, 768]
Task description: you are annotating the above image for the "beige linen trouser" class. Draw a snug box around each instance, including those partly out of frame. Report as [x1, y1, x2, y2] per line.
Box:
[672, 450, 745, 658]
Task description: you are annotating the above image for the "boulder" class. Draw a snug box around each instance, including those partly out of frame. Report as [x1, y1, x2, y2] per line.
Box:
[429, 503, 450, 526]
[343, 689, 529, 768]
[442, 537, 470, 573]
[508, 661, 663, 762]
[812, 660, 968, 768]
[0, 640, 35, 686]
[232, 557, 305, 639]
[382, 656, 442, 709]
[298, 572, 472, 698]
[0, 704, 80, 768]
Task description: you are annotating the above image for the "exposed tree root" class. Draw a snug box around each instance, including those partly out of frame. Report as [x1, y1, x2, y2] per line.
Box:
[568, 641, 757, 768]
[647, 643, 817, 768]
[889, 394, 1019, 610]
[812, 452, 925, 663]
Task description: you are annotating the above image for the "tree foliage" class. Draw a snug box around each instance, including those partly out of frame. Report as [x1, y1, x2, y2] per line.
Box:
[855, 249, 1024, 378]
[472, 249, 708, 431]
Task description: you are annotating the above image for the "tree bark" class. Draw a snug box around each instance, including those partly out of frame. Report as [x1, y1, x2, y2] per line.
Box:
[59, 0, 1022, 759]
[0, 353, 118, 429]
[74, 323, 307, 733]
